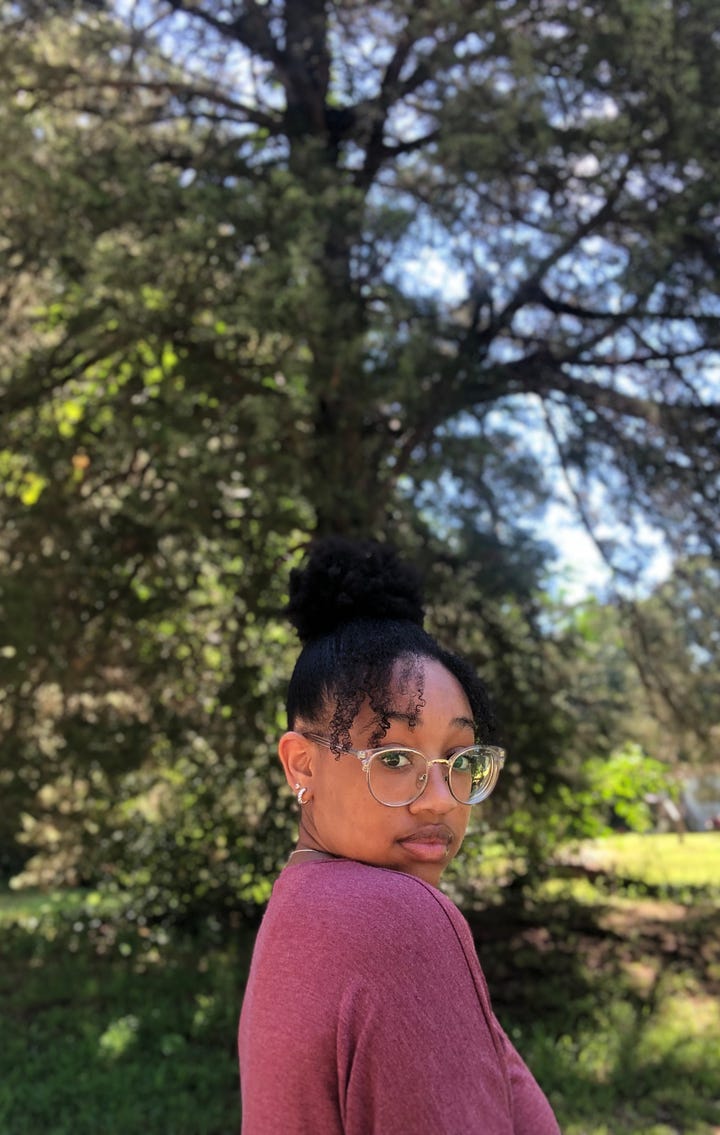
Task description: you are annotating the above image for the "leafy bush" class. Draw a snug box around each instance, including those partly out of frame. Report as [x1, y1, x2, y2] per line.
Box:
[584, 742, 678, 835]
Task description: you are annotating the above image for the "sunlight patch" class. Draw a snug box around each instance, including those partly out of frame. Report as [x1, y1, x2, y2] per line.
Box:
[98, 1014, 140, 1058]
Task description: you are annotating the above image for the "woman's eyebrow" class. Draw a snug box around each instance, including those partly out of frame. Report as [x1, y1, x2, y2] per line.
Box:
[377, 711, 476, 730]
[451, 715, 476, 731]
[382, 711, 416, 724]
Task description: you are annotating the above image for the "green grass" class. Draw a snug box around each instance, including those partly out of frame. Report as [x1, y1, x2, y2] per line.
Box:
[1, 834, 719, 1135]
[0, 887, 89, 924]
[498, 905, 720, 1135]
[578, 831, 720, 887]
[0, 898, 250, 1135]
[477, 833, 720, 1134]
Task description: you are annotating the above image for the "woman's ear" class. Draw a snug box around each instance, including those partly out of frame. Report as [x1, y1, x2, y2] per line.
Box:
[278, 731, 314, 794]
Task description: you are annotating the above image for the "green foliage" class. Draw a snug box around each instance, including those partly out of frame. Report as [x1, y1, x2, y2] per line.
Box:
[584, 742, 677, 834]
[0, 900, 247, 1134]
[527, 983, 720, 1135]
[628, 558, 720, 763]
[0, 0, 718, 920]
[493, 741, 677, 882]
[2, 852, 719, 1135]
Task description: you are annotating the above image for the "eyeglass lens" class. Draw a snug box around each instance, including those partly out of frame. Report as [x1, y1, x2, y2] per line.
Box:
[368, 747, 494, 806]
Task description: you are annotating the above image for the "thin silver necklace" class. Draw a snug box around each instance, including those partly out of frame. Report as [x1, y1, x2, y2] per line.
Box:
[287, 848, 337, 862]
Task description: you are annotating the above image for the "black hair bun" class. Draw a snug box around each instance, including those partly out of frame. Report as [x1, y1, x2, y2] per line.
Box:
[287, 537, 425, 643]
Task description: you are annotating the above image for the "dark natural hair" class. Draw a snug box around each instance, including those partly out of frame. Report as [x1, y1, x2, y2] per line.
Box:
[285, 537, 497, 749]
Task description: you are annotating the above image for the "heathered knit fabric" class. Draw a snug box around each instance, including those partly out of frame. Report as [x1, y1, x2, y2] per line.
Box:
[239, 859, 560, 1135]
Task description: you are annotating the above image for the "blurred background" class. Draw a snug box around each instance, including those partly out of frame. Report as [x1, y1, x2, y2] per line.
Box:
[1, 2, 718, 1132]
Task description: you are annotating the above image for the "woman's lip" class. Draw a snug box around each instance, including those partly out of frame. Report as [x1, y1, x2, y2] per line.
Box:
[398, 839, 451, 862]
[398, 827, 453, 860]
[399, 825, 453, 844]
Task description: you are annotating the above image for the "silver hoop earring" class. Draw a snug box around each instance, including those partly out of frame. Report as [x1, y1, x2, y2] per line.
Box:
[297, 786, 309, 805]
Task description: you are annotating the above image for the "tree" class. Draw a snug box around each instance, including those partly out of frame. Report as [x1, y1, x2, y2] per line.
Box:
[1, 0, 718, 915]
[626, 556, 720, 764]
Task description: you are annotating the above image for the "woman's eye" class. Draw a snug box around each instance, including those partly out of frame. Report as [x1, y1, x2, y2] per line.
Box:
[376, 749, 413, 770]
[451, 749, 477, 772]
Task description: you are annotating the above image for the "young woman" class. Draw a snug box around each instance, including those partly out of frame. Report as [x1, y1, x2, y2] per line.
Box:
[238, 538, 560, 1134]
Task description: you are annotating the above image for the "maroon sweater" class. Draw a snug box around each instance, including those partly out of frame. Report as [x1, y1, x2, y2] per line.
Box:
[239, 859, 560, 1134]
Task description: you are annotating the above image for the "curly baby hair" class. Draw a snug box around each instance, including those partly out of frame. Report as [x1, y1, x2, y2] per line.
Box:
[285, 536, 497, 750]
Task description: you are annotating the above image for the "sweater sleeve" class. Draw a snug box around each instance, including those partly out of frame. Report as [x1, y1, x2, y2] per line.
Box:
[331, 870, 558, 1135]
[335, 944, 514, 1135]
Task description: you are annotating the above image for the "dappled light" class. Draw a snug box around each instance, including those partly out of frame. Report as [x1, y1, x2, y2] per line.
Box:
[2, 840, 719, 1133]
[1, 0, 718, 1130]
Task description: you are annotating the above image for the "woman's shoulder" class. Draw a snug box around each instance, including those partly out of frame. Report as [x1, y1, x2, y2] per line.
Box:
[281, 856, 453, 903]
[275, 859, 467, 949]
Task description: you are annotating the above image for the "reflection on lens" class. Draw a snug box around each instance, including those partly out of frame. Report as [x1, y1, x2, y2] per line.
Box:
[452, 749, 493, 804]
[368, 746, 499, 806]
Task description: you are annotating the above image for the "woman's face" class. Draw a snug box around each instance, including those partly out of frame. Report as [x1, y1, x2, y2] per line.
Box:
[282, 657, 474, 887]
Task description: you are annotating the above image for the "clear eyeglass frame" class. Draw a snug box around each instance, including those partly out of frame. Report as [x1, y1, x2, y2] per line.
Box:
[300, 731, 506, 807]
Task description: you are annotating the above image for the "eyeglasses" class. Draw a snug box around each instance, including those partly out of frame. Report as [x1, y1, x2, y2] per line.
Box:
[301, 732, 506, 807]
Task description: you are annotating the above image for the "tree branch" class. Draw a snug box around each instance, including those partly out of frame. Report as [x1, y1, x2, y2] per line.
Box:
[22, 74, 281, 132]
[494, 179, 630, 335]
[163, 1, 285, 74]
[509, 356, 720, 431]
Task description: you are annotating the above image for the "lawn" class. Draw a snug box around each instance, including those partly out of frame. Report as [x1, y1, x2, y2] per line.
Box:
[473, 892, 719, 1135]
[1, 834, 719, 1135]
[574, 831, 720, 887]
[0, 902, 251, 1135]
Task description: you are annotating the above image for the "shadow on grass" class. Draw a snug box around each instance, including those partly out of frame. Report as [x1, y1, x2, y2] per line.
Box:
[0, 917, 254, 1135]
[2, 892, 718, 1135]
[468, 894, 720, 1134]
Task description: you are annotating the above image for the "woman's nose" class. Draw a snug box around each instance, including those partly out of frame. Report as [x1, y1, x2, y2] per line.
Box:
[410, 760, 455, 812]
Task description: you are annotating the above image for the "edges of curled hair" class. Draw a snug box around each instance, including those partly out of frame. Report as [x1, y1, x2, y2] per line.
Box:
[286, 537, 425, 644]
